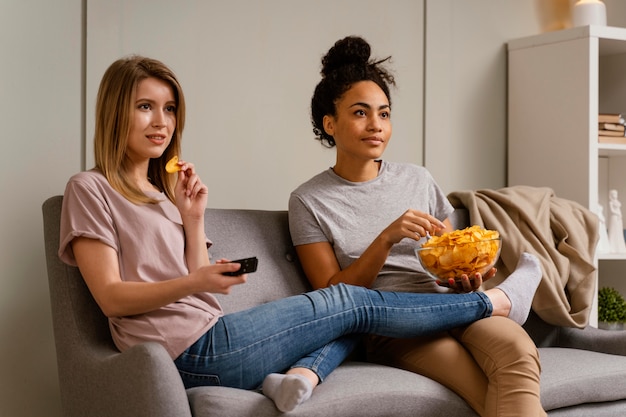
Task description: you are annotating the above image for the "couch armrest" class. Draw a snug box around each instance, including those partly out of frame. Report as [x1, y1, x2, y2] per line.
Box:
[62, 342, 192, 417]
[555, 326, 626, 356]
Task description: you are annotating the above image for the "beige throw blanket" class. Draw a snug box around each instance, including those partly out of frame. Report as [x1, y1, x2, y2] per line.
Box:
[448, 186, 599, 328]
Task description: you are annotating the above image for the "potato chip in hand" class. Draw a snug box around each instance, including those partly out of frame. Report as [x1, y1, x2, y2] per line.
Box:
[166, 155, 181, 173]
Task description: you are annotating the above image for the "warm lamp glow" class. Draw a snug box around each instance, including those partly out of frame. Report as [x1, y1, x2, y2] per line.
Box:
[572, 0, 607, 27]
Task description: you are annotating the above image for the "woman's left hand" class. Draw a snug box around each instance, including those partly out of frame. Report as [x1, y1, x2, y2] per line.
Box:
[436, 267, 496, 293]
[173, 159, 208, 220]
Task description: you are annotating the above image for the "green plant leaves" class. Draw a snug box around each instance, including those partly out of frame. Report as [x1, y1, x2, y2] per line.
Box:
[598, 287, 626, 323]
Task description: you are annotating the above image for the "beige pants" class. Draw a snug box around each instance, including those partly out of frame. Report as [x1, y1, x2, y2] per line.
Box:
[366, 316, 546, 417]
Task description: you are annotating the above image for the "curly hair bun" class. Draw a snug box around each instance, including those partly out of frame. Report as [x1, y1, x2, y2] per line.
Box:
[321, 36, 371, 77]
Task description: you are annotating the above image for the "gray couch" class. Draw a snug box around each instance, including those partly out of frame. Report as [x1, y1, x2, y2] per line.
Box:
[42, 195, 626, 417]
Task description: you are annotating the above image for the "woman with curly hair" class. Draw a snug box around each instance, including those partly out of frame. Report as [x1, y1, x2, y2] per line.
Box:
[288, 36, 546, 416]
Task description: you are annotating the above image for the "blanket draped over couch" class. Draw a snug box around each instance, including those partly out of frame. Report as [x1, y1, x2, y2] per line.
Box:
[448, 186, 599, 329]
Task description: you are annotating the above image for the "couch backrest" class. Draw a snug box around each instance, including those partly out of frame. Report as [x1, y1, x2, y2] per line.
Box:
[205, 208, 311, 314]
[43, 195, 556, 354]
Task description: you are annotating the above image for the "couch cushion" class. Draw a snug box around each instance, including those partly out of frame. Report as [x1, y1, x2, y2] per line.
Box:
[188, 349, 626, 417]
[539, 347, 626, 410]
[547, 402, 626, 417]
[187, 362, 478, 417]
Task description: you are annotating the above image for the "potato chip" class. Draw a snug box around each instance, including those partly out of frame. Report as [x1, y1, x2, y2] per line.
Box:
[416, 226, 501, 280]
[165, 155, 181, 173]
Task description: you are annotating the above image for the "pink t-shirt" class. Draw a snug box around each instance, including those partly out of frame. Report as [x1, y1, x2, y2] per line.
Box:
[58, 169, 223, 359]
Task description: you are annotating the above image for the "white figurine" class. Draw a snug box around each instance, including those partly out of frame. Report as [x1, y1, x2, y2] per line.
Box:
[607, 189, 626, 253]
[595, 202, 611, 253]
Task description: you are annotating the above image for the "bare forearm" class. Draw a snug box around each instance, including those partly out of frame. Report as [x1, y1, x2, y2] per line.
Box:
[326, 235, 392, 288]
[97, 276, 199, 317]
[183, 218, 210, 272]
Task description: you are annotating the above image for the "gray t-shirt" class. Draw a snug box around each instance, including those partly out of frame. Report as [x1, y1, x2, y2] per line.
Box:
[289, 160, 454, 293]
[59, 169, 222, 359]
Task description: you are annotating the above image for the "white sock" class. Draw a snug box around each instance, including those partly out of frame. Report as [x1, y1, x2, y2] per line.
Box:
[262, 373, 313, 412]
[495, 252, 542, 325]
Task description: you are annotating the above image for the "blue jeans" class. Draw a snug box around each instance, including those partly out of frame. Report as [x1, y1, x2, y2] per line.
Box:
[290, 335, 362, 383]
[174, 283, 492, 390]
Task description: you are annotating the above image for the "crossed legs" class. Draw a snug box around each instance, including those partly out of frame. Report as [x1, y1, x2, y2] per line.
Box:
[366, 317, 546, 417]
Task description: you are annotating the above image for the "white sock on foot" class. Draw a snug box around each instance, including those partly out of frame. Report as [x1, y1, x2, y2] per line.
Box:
[495, 252, 542, 325]
[262, 373, 313, 412]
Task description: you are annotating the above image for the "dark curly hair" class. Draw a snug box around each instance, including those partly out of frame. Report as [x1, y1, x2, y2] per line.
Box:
[311, 36, 395, 147]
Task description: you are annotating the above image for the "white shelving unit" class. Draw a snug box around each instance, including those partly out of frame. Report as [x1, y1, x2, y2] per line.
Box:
[507, 25, 626, 326]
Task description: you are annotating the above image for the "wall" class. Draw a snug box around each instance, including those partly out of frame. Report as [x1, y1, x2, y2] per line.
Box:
[0, 1, 82, 416]
[4, 1, 626, 416]
[424, 0, 541, 193]
[85, 0, 425, 210]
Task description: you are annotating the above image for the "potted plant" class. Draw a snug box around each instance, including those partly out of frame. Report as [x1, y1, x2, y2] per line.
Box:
[598, 286, 626, 330]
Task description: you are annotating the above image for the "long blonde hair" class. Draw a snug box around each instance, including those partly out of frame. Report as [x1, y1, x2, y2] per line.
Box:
[93, 55, 186, 204]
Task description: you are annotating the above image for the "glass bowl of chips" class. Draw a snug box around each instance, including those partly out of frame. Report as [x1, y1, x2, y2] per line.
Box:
[415, 226, 501, 282]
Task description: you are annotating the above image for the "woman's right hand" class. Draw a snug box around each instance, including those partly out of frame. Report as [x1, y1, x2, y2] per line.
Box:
[190, 262, 248, 294]
[379, 209, 447, 245]
[173, 159, 208, 222]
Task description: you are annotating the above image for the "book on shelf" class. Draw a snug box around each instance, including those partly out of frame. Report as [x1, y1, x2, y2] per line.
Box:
[599, 136, 626, 145]
[598, 113, 625, 124]
[599, 122, 625, 132]
[598, 129, 626, 137]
